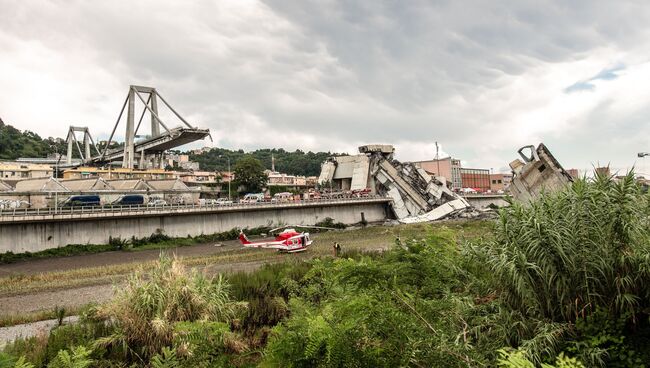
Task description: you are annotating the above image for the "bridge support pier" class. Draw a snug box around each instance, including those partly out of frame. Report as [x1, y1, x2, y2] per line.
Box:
[123, 88, 135, 168]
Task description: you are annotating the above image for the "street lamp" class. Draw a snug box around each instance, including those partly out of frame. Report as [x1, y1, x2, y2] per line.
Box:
[51, 143, 62, 214]
[638, 152, 650, 158]
[219, 155, 231, 201]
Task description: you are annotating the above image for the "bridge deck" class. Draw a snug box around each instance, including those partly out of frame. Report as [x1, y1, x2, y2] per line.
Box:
[0, 197, 391, 224]
[88, 128, 210, 165]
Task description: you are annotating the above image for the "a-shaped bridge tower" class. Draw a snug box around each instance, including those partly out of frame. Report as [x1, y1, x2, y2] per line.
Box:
[68, 85, 210, 169]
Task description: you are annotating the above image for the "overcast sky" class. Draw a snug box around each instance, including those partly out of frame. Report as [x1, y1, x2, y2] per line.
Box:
[1, 0, 650, 174]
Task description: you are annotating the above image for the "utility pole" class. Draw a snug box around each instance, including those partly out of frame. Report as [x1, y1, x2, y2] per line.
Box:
[435, 141, 440, 177]
[52, 144, 62, 214]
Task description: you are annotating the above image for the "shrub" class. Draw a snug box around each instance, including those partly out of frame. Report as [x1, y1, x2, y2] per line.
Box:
[467, 172, 650, 364]
[314, 217, 346, 229]
[263, 227, 496, 367]
[149, 347, 179, 368]
[46, 346, 93, 368]
[170, 321, 230, 365]
[3, 333, 48, 367]
[44, 322, 110, 365]
[94, 254, 235, 360]
[228, 262, 311, 336]
[497, 349, 585, 368]
[0, 353, 35, 368]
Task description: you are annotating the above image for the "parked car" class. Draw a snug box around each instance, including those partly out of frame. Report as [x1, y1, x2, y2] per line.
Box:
[241, 193, 265, 203]
[113, 194, 145, 206]
[352, 188, 372, 197]
[303, 190, 322, 200]
[215, 198, 233, 205]
[271, 192, 293, 203]
[61, 195, 101, 207]
[147, 199, 168, 206]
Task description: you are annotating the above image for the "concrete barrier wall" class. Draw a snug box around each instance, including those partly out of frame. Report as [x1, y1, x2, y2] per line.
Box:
[464, 195, 510, 209]
[0, 201, 388, 253]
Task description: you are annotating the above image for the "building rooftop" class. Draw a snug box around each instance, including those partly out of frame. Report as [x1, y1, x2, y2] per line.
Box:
[0, 180, 13, 191]
[146, 178, 191, 191]
[0, 162, 53, 171]
[14, 177, 69, 192]
[60, 177, 113, 191]
[104, 179, 153, 191]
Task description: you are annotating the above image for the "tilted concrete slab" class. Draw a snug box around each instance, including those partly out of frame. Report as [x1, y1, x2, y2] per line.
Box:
[509, 143, 573, 202]
[319, 144, 473, 223]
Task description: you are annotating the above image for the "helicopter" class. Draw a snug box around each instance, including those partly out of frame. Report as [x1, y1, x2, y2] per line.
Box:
[237, 225, 335, 253]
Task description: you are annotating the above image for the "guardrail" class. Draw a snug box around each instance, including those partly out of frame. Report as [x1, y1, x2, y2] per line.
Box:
[0, 196, 390, 222]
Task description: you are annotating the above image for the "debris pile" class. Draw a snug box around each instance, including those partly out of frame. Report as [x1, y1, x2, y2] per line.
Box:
[508, 143, 573, 202]
[319, 144, 474, 223]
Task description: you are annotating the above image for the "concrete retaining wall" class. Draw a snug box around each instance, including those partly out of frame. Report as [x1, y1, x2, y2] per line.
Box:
[0, 201, 389, 253]
[464, 195, 510, 209]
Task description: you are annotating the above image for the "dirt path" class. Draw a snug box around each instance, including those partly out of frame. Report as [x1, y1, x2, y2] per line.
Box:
[0, 229, 395, 317]
[0, 240, 243, 277]
[0, 259, 287, 316]
[0, 285, 115, 315]
[0, 316, 80, 349]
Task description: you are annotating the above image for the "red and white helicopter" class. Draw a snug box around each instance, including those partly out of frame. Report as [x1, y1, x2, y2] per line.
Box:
[238, 225, 334, 253]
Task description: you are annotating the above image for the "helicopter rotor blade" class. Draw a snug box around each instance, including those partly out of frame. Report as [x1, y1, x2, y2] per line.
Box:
[269, 225, 338, 233]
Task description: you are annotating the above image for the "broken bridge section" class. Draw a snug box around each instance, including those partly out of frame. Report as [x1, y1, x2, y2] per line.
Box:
[319, 144, 474, 223]
[508, 143, 573, 202]
[65, 85, 210, 170]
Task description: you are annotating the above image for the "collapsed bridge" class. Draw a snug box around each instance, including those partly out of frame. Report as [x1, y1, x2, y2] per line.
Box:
[65, 85, 210, 169]
[318, 145, 473, 223]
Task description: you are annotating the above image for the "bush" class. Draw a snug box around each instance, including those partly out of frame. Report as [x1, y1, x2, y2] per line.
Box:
[467, 172, 650, 364]
[0, 244, 115, 264]
[0, 354, 34, 368]
[228, 262, 311, 336]
[3, 333, 49, 367]
[94, 254, 235, 361]
[262, 226, 497, 367]
[497, 349, 585, 368]
[170, 321, 230, 366]
[46, 346, 93, 368]
[314, 217, 346, 229]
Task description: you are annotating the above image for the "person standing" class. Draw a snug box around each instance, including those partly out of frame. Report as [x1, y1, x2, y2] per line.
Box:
[333, 242, 342, 257]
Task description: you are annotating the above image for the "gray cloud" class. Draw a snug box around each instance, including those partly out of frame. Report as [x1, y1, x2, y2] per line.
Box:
[1, 0, 649, 173]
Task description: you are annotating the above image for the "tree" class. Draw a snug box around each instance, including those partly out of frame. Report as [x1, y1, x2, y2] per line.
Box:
[233, 155, 267, 193]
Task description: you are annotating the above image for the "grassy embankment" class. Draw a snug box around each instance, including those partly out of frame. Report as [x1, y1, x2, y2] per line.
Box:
[3, 173, 648, 367]
[0, 221, 492, 296]
[0, 221, 492, 326]
[0, 227, 273, 264]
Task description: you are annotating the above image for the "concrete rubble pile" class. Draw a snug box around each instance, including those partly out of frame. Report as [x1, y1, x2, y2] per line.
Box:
[508, 143, 573, 202]
[319, 144, 475, 223]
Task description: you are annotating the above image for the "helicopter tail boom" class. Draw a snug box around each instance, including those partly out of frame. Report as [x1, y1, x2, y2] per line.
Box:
[238, 231, 252, 245]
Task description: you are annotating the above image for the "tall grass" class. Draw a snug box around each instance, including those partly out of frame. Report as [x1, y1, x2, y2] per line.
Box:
[467, 171, 650, 363]
[94, 254, 235, 361]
